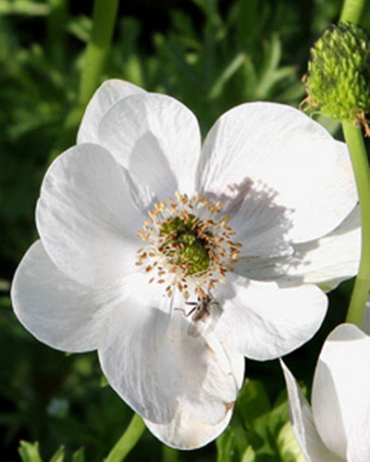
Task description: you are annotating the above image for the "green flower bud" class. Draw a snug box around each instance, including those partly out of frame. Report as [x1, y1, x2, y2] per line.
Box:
[305, 23, 370, 133]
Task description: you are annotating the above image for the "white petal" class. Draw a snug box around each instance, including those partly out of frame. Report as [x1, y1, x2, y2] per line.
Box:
[214, 273, 327, 360]
[216, 177, 293, 259]
[198, 102, 357, 243]
[144, 401, 233, 450]
[347, 403, 370, 462]
[280, 360, 343, 462]
[11, 241, 111, 352]
[36, 143, 142, 287]
[145, 324, 244, 449]
[77, 79, 145, 144]
[286, 205, 360, 289]
[312, 324, 370, 460]
[98, 92, 201, 197]
[234, 204, 361, 290]
[98, 278, 242, 426]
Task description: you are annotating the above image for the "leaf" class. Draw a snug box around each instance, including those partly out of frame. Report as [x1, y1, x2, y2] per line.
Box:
[255, 35, 294, 99]
[0, 279, 10, 291]
[216, 425, 245, 462]
[101, 374, 109, 387]
[72, 448, 85, 462]
[241, 446, 256, 462]
[235, 379, 271, 429]
[18, 441, 43, 462]
[216, 381, 271, 462]
[208, 53, 246, 99]
[49, 446, 65, 462]
[277, 422, 307, 462]
[0, 0, 49, 16]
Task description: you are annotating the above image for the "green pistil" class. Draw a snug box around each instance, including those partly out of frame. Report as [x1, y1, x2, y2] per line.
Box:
[160, 215, 211, 275]
[176, 233, 210, 275]
[161, 215, 198, 235]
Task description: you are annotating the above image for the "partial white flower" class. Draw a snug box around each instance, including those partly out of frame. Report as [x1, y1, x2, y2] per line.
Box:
[281, 323, 370, 462]
[12, 80, 359, 449]
[360, 292, 370, 335]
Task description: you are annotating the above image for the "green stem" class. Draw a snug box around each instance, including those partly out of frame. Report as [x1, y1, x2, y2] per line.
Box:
[47, 0, 68, 70]
[343, 121, 370, 326]
[340, 0, 366, 23]
[104, 414, 146, 462]
[48, 0, 119, 163]
[78, 0, 120, 107]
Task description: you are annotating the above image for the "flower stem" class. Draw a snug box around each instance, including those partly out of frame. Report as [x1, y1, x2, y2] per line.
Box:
[47, 0, 68, 70]
[78, 0, 120, 107]
[104, 414, 146, 462]
[343, 121, 370, 326]
[48, 0, 119, 163]
[340, 0, 366, 23]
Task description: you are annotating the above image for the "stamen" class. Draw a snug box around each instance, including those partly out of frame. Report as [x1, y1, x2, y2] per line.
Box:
[136, 192, 242, 296]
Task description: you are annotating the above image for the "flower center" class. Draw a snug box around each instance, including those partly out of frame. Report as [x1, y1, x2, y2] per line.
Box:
[136, 191, 241, 298]
[160, 214, 211, 275]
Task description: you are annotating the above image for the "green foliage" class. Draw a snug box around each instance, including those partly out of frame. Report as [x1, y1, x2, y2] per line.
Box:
[0, 0, 49, 16]
[277, 423, 306, 462]
[18, 441, 84, 462]
[110, 0, 305, 131]
[216, 380, 304, 462]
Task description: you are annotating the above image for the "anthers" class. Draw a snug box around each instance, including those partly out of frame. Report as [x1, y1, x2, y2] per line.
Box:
[136, 191, 241, 298]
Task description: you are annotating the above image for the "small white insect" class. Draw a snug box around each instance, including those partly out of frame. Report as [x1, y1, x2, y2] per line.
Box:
[185, 293, 222, 337]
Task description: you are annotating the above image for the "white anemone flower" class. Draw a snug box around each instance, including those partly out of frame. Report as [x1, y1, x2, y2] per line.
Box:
[281, 323, 370, 462]
[12, 80, 360, 449]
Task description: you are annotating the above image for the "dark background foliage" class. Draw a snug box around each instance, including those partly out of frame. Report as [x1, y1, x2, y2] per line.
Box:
[0, 0, 366, 460]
